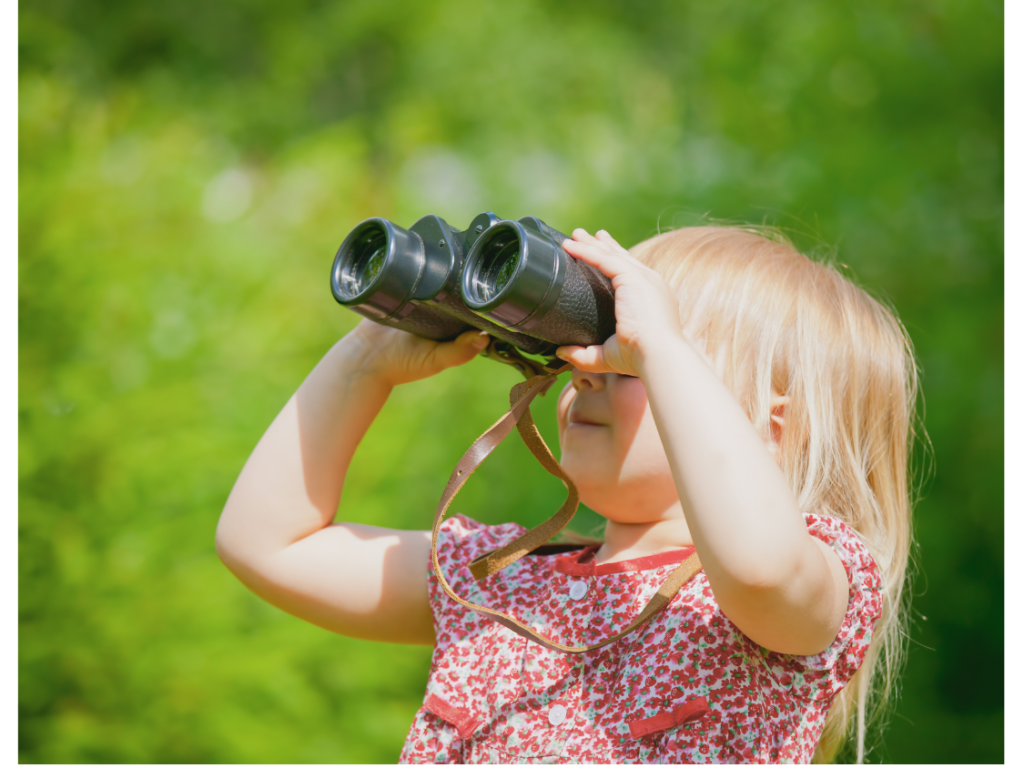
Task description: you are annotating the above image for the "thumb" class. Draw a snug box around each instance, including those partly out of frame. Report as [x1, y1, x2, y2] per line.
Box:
[555, 344, 614, 373]
[431, 330, 490, 370]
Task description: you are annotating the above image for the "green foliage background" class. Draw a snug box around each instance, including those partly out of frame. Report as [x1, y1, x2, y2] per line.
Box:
[19, 0, 1003, 763]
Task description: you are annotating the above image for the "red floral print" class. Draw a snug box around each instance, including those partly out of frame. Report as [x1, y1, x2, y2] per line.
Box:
[399, 513, 883, 764]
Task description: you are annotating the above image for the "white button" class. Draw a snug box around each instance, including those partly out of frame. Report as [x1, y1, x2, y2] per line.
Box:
[548, 704, 567, 726]
[568, 581, 588, 601]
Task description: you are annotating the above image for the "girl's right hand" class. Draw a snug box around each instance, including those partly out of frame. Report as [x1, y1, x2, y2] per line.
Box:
[348, 319, 491, 387]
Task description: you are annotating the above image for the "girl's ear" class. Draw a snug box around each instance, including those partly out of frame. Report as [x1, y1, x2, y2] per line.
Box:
[768, 394, 789, 453]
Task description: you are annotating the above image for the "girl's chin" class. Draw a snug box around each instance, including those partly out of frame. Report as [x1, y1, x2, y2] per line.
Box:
[558, 453, 611, 479]
[561, 471, 621, 504]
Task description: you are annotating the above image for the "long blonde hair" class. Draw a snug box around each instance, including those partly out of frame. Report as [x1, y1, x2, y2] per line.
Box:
[626, 225, 920, 763]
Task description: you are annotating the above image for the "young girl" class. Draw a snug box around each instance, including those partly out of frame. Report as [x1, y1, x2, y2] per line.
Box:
[215, 225, 916, 764]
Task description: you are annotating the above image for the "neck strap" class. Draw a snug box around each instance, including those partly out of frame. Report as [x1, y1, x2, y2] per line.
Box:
[430, 363, 702, 654]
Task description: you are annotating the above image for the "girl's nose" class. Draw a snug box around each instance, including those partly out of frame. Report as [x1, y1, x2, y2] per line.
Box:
[571, 367, 607, 392]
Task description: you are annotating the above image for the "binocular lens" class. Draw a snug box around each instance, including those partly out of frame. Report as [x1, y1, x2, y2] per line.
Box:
[340, 226, 388, 297]
[473, 232, 521, 302]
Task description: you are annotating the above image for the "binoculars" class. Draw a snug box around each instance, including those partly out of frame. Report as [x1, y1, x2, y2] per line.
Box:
[330, 212, 617, 368]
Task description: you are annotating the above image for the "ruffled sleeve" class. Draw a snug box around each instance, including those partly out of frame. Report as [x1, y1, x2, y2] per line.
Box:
[760, 513, 885, 702]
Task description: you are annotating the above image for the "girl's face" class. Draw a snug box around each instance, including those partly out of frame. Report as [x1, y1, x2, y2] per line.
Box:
[556, 369, 681, 523]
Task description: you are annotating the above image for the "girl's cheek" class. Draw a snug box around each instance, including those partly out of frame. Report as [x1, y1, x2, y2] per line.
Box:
[611, 378, 669, 465]
[612, 376, 651, 427]
[556, 382, 576, 433]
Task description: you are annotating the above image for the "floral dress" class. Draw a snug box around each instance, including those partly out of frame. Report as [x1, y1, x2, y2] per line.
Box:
[400, 513, 883, 764]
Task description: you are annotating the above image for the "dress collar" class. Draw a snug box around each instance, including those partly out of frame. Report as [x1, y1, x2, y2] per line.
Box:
[554, 545, 697, 577]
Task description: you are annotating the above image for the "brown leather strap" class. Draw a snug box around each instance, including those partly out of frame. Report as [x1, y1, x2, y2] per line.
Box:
[465, 374, 580, 580]
[431, 365, 703, 654]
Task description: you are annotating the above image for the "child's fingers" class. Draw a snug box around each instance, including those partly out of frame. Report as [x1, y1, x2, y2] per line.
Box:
[562, 237, 632, 280]
[595, 229, 628, 253]
[597, 231, 646, 266]
[573, 227, 628, 257]
[571, 227, 600, 244]
[555, 344, 613, 373]
[432, 330, 489, 369]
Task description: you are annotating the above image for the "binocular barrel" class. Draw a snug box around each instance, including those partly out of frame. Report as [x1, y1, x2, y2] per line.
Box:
[331, 212, 616, 359]
[463, 217, 616, 347]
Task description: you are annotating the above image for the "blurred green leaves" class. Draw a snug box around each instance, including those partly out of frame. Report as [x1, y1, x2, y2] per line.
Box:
[19, 0, 1002, 762]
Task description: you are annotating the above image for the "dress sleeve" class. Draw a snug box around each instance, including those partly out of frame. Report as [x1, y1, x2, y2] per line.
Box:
[429, 514, 528, 630]
[759, 513, 885, 702]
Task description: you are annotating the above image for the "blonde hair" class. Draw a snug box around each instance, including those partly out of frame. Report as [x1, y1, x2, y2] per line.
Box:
[624, 225, 920, 763]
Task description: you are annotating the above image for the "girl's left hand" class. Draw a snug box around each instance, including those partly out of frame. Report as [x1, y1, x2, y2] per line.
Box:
[555, 229, 683, 377]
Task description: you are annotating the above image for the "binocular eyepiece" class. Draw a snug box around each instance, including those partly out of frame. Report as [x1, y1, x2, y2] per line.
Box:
[331, 212, 616, 362]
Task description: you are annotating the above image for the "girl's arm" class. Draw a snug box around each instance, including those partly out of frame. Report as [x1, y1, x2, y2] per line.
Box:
[557, 230, 849, 657]
[215, 320, 490, 645]
[633, 336, 849, 656]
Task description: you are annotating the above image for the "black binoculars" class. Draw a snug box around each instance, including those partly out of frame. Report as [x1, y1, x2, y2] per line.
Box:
[330, 212, 616, 370]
